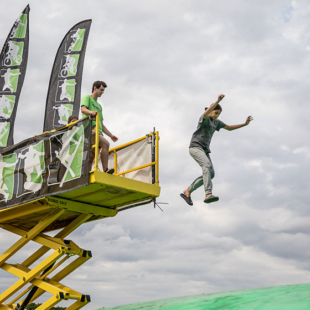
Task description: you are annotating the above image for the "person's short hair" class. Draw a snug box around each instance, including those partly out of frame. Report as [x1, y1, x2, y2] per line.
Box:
[92, 81, 107, 92]
[205, 104, 222, 112]
[68, 115, 79, 124]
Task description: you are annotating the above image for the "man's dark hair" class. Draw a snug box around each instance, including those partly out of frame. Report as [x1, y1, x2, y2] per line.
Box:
[68, 115, 79, 124]
[205, 104, 222, 111]
[92, 81, 107, 92]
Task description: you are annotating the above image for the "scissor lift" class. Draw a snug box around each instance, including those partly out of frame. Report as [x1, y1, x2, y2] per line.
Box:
[0, 116, 160, 310]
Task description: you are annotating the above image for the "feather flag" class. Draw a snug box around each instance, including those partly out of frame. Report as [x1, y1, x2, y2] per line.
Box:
[43, 20, 92, 132]
[0, 5, 30, 149]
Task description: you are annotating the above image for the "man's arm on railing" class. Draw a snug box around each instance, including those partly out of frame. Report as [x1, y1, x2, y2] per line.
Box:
[81, 106, 97, 117]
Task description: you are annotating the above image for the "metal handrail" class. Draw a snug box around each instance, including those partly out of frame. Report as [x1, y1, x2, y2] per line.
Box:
[91, 113, 159, 185]
[115, 162, 156, 177]
[93, 113, 100, 172]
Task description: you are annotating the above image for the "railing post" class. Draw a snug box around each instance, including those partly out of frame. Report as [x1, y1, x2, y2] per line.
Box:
[114, 150, 117, 174]
[93, 113, 100, 171]
[155, 131, 159, 185]
[151, 130, 156, 184]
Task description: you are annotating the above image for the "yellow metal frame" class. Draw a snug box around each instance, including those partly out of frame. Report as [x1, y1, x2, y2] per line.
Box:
[0, 206, 94, 310]
[91, 113, 159, 185]
[0, 195, 119, 310]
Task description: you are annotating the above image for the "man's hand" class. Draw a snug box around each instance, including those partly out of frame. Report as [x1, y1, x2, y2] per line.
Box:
[218, 94, 225, 101]
[89, 111, 97, 120]
[111, 135, 118, 142]
[245, 116, 253, 125]
[81, 105, 97, 116]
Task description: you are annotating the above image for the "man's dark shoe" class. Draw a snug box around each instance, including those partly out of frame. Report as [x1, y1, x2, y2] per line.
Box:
[105, 168, 114, 174]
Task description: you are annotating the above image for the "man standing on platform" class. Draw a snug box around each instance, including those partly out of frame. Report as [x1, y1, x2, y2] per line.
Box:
[81, 80, 118, 173]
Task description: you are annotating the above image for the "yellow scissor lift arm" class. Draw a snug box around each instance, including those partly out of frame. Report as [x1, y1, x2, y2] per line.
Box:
[0, 114, 160, 310]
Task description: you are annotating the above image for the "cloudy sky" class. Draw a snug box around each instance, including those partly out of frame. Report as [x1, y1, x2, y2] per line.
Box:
[1, 0, 310, 308]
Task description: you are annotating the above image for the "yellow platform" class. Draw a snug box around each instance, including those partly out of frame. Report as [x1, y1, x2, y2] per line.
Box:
[0, 170, 160, 232]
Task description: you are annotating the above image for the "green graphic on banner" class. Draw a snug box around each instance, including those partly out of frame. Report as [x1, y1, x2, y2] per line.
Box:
[18, 140, 45, 193]
[12, 14, 27, 39]
[0, 153, 17, 202]
[1, 69, 21, 93]
[0, 122, 10, 147]
[0, 5, 29, 149]
[31, 142, 44, 189]
[53, 104, 73, 126]
[60, 55, 79, 77]
[0, 95, 15, 119]
[58, 79, 76, 102]
[4, 41, 24, 66]
[61, 104, 73, 123]
[53, 124, 84, 187]
[0, 118, 90, 209]
[69, 28, 85, 52]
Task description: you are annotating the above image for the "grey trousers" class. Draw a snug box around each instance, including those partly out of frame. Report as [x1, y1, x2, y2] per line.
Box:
[188, 147, 215, 195]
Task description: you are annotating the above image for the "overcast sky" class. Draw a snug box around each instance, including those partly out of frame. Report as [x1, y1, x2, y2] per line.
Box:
[1, 0, 310, 309]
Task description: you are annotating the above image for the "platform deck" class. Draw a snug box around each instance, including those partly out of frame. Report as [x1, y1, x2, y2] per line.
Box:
[0, 171, 160, 232]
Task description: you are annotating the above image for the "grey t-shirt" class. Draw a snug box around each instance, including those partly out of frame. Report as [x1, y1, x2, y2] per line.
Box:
[189, 115, 226, 153]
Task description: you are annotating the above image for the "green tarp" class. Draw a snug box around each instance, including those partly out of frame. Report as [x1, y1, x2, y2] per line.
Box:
[100, 283, 310, 310]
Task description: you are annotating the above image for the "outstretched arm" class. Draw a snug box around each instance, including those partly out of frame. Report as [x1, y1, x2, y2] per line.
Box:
[102, 123, 118, 142]
[203, 94, 225, 119]
[224, 116, 253, 131]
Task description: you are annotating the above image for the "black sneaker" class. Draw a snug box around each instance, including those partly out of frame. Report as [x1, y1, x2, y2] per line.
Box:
[105, 168, 114, 174]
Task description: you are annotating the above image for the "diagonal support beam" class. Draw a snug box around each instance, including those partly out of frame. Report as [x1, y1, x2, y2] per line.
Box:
[35, 295, 63, 310]
[0, 209, 95, 310]
[27, 252, 92, 304]
[0, 209, 65, 266]
[22, 213, 92, 268]
[0, 224, 68, 250]
[0, 248, 66, 303]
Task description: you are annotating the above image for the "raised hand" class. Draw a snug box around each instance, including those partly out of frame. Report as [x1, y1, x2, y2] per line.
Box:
[218, 94, 225, 101]
[245, 116, 253, 125]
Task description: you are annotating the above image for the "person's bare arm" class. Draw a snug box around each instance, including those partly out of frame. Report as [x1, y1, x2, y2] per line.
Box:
[81, 105, 97, 116]
[102, 123, 118, 142]
[224, 116, 253, 131]
[203, 94, 225, 119]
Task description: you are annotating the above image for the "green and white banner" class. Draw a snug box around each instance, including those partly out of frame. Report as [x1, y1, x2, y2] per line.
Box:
[43, 20, 92, 132]
[0, 5, 30, 149]
[0, 117, 91, 210]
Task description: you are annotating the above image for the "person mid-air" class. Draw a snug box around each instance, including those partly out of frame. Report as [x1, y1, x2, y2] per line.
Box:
[181, 94, 253, 205]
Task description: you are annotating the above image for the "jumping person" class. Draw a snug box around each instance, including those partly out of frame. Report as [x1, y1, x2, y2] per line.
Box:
[181, 94, 253, 205]
[81, 81, 118, 174]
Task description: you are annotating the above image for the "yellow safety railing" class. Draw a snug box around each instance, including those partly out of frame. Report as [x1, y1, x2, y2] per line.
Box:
[92, 113, 100, 172]
[91, 113, 159, 185]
